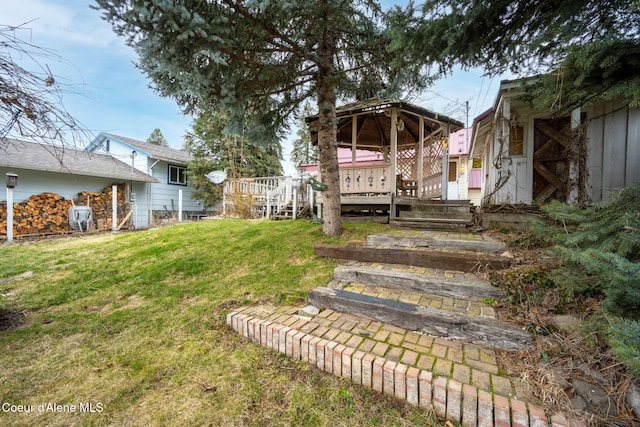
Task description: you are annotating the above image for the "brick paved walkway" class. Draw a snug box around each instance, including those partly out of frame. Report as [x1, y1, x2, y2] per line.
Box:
[227, 229, 586, 426]
[227, 304, 584, 427]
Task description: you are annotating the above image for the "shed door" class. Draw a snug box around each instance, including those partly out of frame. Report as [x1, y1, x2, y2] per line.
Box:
[533, 117, 570, 203]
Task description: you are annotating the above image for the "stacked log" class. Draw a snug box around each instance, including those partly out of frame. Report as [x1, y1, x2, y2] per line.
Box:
[0, 193, 73, 236]
[76, 185, 129, 230]
[1, 185, 132, 238]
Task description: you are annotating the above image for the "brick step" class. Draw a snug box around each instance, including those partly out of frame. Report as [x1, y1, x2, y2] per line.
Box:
[227, 306, 581, 427]
[335, 281, 497, 319]
[367, 232, 506, 253]
[332, 263, 503, 301]
[308, 286, 532, 350]
[314, 244, 511, 271]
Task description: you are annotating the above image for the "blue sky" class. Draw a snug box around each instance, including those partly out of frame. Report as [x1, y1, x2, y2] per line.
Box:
[4, 0, 508, 175]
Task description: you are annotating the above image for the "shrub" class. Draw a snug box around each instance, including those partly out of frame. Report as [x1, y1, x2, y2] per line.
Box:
[608, 317, 640, 380]
[539, 184, 640, 320]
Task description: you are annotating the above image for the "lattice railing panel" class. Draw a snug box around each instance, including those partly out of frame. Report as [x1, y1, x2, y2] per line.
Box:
[396, 148, 417, 180]
[421, 136, 444, 199]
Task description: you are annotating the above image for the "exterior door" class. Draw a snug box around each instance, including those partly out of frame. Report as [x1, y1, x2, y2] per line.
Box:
[447, 160, 459, 199]
[533, 117, 570, 203]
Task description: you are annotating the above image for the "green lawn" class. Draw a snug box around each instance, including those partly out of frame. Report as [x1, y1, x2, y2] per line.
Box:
[0, 219, 438, 426]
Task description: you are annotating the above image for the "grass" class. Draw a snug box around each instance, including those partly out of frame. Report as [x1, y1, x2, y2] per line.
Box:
[0, 219, 439, 426]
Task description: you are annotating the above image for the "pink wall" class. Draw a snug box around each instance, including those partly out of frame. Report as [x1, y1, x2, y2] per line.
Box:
[449, 128, 471, 156]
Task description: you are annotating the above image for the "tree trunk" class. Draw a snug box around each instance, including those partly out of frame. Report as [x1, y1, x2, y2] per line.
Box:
[316, 41, 342, 236]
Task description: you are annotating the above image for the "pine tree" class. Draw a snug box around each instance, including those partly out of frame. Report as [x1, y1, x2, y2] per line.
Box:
[290, 104, 317, 172]
[389, 0, 640, 113]
[146, 128, 169, 147]
[184, 109, 282, 207]
[94, 0, 426, 236]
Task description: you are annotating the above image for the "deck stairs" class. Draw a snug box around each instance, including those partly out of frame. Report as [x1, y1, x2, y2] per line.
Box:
[272, 200, 310, 220]
[390, 197, 475, 230]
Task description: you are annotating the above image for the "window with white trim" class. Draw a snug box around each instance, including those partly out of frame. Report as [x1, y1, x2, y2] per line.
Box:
[168, 164, 187, 185]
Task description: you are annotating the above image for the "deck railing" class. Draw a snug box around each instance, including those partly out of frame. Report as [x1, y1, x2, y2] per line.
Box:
[223, 176, 309, 218]
[338, 164, 391, 194]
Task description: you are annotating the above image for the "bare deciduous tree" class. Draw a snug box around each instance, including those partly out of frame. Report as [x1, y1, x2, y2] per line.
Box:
[1, 22, 88, 151]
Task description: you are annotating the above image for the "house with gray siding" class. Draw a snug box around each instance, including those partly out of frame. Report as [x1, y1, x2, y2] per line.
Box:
[0, 138, 157, 229]
[86, 133, 210, 222]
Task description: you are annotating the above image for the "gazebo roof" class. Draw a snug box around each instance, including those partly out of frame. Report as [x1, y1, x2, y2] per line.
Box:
[305, 98, 465, 150]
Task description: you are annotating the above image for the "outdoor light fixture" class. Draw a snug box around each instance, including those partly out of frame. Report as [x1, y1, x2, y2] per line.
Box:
[396, 119, 405, 131]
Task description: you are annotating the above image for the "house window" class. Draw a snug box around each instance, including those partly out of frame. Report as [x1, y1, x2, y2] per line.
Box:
[168, 164, 187, 185]
[509, 126, 524, 156]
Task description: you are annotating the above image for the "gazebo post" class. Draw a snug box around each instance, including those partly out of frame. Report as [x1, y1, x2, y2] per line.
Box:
[351, 115, 357, 166]
[390, 107, 398, 195]
[441, 123, 451, 200]
[417, 116, 424, 199]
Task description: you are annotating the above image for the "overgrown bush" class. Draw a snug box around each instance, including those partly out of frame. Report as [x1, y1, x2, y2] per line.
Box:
[538, 184, 640, 319]
[608, 317, 640, 380]
[535, 184, 640, 379]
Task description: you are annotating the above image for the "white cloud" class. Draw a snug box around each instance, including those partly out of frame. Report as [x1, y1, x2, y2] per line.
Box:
[3, 0, 125, 51]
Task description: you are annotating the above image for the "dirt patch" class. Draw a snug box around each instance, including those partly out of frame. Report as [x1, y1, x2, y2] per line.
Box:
[0, 308, 25, 331]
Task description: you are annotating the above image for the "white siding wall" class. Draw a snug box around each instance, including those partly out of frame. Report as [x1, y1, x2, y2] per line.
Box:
[93, 137, 208, 220]
[147, 159, 204, 216]
[468, 189, 482, 206]
[92, 140, 144, 171]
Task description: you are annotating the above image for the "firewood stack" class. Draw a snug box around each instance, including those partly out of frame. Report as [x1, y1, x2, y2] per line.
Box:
[1, 185, 131, 238]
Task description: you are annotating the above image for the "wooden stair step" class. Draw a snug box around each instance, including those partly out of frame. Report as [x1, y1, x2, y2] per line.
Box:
[308, 286, 531, 350]
[398, 211, 474, 220]
[392, 217, 471, 224]
[314, 244, 511, 271]
[389, 218, 471, 230]
[332, 263, 504, 301]
[366, 233, 506, 253]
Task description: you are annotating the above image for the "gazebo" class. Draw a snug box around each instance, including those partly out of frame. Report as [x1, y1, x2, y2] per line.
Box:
[305, 99, 465, 217]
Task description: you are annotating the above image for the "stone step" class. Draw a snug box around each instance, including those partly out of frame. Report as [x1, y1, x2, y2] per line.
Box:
[314, 244, 511, 271]
[332, 263, 504, 301]
[308, 286, 532, 350]
[367, 232, 506, 253]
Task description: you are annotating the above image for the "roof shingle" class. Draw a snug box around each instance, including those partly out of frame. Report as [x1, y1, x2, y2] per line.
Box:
[0, 138, 158, 183]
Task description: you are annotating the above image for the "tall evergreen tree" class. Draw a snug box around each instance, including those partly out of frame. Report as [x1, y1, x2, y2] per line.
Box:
[146, 128, 169, 147]
[94, 0, 426, 236]
[389, 0, 640, 113]
[290, 104, 317, 172]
